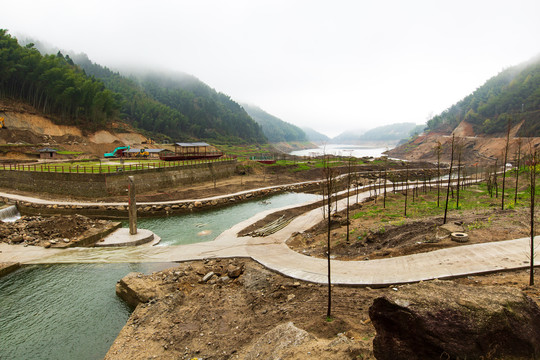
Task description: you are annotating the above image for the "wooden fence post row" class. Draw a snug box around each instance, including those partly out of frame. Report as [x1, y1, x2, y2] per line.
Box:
[1, 156, 236, 174]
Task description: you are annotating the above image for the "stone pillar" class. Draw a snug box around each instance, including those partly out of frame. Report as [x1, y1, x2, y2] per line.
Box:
[128, 176, 137, 235]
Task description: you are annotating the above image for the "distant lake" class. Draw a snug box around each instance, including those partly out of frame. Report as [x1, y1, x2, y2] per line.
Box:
[290, 144, 392, 158]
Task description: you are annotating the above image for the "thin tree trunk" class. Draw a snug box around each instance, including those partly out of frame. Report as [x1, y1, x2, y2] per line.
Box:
[494, 158, 499, 198]
[502, 120, 512, 210]
[404, 165, 409, 217]
[437, 146, 441, 207]
[456, 149, 461, 209]
[444, 135, 455, 224]
[383, 162, 387, 209]
[529, 149, 537, 286]
[515, 140, 522, 204]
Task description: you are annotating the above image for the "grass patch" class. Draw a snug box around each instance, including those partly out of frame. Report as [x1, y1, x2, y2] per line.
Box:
[350, 181, 535, 222]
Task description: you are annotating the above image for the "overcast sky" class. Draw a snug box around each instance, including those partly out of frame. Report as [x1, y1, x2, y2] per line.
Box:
[2, 0, 539, 137]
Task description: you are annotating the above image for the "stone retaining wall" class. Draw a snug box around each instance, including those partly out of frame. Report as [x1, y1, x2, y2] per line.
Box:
[1, 181, 322, 219]
[0, 160, 237, 198]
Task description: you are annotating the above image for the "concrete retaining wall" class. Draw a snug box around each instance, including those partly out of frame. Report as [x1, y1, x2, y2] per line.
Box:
[0, 160, 237, 198]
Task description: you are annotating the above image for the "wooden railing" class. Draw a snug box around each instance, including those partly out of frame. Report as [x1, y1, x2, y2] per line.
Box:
[0, 157, 235, 174]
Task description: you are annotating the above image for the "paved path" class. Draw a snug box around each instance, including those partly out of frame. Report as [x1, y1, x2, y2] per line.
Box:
[0, 185, 535, 286]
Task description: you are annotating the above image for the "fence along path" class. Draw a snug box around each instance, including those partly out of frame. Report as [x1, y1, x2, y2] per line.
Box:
[0, 157, 235, 174]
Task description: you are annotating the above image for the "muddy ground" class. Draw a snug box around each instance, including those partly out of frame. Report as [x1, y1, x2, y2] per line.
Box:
[287, 202, 533, 261]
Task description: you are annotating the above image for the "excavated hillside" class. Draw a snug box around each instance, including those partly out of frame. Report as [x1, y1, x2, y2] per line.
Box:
[386, 120, 540, 165]
[0, 99, 164, 159]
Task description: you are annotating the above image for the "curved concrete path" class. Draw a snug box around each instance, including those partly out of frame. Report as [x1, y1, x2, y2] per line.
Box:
[0, 184, 536, 286]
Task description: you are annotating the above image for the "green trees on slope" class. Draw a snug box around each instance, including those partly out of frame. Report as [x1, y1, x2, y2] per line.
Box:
[1, 29, 266, 143]
[75, 54, 266, 143]
[241, 103, 307, 143]
[427, 56, 540, 136]
[0, 30, 119, 127]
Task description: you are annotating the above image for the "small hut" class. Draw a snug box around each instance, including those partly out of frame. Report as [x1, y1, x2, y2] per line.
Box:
[159, 142, 222, 161]
[174, 142, 212, 157]
[38, 148, 58, 159]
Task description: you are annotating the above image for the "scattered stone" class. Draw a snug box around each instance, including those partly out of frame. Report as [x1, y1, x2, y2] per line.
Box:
[227, 265, 243, 279]
[202, 272, 215, 283]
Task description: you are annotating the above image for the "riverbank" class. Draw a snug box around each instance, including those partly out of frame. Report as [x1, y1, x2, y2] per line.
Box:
[106, 258, 540, 360]
[0, 215, 119, 248]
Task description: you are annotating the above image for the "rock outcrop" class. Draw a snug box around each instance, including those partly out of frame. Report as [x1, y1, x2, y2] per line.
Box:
[242, 322, 315, 360]
[369, 280, 540, 360]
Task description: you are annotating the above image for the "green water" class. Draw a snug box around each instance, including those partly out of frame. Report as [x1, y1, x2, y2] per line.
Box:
[133, 192, 320, 245]
[1, 192, 320, 359]
[0, 263, 175, 360]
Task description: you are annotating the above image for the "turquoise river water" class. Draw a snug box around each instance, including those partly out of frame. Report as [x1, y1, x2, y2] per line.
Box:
[1, 192, 319, 359]
[132, 192, 319, 245]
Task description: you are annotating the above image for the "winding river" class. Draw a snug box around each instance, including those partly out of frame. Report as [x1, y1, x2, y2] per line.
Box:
[1, 191, 319, 359]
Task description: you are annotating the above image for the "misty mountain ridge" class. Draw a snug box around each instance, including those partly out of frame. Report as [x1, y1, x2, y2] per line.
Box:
[301, 127, 330, 143]
[240, 103, 307, 143]
[331, 123, 422, 145]
[10, 33, 265, 144]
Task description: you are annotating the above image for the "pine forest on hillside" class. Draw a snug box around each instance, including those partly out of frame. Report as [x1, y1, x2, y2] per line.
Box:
[426, 56, 540, 136]
[0, 30, 266, 144]
[241, 103, 307, 143]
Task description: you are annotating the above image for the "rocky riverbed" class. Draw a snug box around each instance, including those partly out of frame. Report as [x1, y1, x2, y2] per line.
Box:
[0, 214, 118, 247]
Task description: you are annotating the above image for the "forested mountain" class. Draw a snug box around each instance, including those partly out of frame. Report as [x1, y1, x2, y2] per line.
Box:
[240, 103, 307, 143]
[1, 30, 266, 144]
[426, 55, 540, 136]
[73, 56, 266, 144]
[0, 30, 119, 127]
[302, 127, 330, 142]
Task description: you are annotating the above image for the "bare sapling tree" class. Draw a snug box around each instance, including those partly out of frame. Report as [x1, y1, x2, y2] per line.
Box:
[486, 167, 494, 198]
[404, 163, 409, 217]
[443, 134, 455, 224]
[346, 157, 353, 244]
[501, 119, 512, 210]
[494, 158, 499, 198]
[322, 154, 336, 318]
[456, 143, 462, 209]
[514, 138, 522, 204]
[527, 145, 538, 286]
[355, 172, 359, 204]
[383, 157, 388, 208]
[435, 140, 442, 207]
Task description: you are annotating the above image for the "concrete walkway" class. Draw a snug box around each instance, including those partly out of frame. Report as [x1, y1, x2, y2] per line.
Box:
[0, 186, 536, 286]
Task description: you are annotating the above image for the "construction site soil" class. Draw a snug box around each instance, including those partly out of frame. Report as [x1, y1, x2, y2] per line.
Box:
[105, 259, 540, 360]
[0, 215, 115, 248]
[2, 101, 540, 358]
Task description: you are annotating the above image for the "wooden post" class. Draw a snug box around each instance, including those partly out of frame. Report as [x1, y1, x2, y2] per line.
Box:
[128, 176, 137, 235]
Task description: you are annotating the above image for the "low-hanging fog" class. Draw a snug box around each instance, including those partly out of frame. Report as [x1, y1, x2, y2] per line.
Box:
[1, 0, 539, 137]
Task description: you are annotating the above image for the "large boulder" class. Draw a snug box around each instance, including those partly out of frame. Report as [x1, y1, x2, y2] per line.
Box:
[241, 322, 315, 360]
[369, 280, 540, 360]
